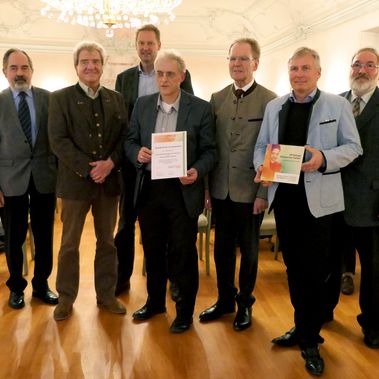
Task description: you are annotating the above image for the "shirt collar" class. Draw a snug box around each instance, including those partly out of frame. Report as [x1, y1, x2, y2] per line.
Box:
[289, 88, 317, 103]
[156, 91, 181, 113]
[233, 78, 255, 93]
[78, 81, 102, 99]
[138, 63, 156, 77]
[351, 87, 377, 105]
[11, 87, 32, 100]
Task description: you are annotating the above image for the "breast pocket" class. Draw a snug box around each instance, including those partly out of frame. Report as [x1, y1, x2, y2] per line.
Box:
[319, 120, 338, 149]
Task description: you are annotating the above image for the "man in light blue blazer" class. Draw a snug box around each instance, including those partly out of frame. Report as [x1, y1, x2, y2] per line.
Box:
[254, 47, 362, 376]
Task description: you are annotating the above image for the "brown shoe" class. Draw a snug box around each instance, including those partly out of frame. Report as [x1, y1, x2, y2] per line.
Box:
[54, 302, 73, 321]
[341, 274, 354, 295]
[97, 298, 126, 314]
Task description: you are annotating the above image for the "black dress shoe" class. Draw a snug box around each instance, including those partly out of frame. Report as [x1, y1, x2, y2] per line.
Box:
[363, 330, 379, 349]
[272, 326, 299, 346]
[301, 346, 324, 376]
[32, 288, 59, 305]
[199, 302, 235, 322]
[9, 291, 25, 309]
[233, 306, 252, 331]
[170, 317, 193, 333]
[132, 304, 166, 320]
[115, 280, 130, 296]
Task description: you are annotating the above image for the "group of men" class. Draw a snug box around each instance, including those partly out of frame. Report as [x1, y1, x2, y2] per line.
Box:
[0, 23, 378, 377]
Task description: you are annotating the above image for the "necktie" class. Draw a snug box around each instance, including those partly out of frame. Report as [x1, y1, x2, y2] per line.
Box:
[352, 97, 361, 118]
[235, 89, 245, 99]
[18, 91, 32, 146]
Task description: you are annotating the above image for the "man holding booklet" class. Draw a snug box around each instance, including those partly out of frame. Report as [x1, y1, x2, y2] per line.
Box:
[254, 47, 362, 376]
[125, 50, 216, 333]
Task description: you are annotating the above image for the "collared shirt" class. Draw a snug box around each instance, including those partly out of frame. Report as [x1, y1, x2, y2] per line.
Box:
[154, 92, 181, 133]
[11, 87, 37, 146]
[233, 78, 255, 94]
[289, 88, 317, 103]
[138, 64, 159, 97]
[351, 87, 377, 113]
[78, 81, 102, 99]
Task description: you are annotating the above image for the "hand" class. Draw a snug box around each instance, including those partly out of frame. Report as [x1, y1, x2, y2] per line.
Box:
[253, 197, 268, 215]
[204, 189, 212, 210]
[0, 191, 4, 207]
[89, 158, 114, 183]
[301, 145, 324, 172]
[137, 147, 152, 164]
[254, 165, 273, 187]
[180, 168, 198, 185]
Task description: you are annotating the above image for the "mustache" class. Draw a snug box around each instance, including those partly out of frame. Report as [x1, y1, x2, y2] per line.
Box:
[353, 73, 370, 81]
[15, 76, 27, 82]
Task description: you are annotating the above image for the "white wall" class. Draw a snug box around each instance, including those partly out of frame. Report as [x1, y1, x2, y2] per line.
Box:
[1, 10, 379, 99]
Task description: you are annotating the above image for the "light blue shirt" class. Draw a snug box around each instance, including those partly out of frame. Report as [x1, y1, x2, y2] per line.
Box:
[138, 64, 158, 97]
[12, 87, 37, 146]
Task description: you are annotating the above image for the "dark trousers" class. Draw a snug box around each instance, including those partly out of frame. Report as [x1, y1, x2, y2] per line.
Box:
[138, 176, 198, 320]
[274, 184, 333, 348]
[212, 196, 262, 307]
[4, 177, 56, 293]
[354, 226, 379, 333]
[114, 160, 137, 284]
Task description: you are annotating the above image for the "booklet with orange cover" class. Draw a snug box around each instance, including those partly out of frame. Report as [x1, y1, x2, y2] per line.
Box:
[261, 144, 304, 184]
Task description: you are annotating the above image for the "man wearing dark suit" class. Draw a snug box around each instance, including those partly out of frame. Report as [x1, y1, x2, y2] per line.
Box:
[125, 50, 216, 333]
[0, 48, 57, 309]
[48, 41, 128, 321]
[199, 38, 276, 331]
[340, 47, 379, 349]
[114, 24, 194, 295]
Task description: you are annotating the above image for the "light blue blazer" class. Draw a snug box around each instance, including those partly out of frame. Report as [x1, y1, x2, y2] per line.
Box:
[254, 89, 362, 218]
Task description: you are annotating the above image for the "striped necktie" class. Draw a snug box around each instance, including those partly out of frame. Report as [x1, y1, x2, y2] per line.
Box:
[18, 91, 32, 146]
[352, 97, 361, 118]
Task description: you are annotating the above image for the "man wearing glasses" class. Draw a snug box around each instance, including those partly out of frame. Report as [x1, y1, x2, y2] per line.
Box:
[199, 38, 276, 331]
[339, 47, 379, 349]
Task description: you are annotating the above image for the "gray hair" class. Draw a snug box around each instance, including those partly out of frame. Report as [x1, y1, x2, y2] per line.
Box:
[3, 48, 34, 71]
[229, 38, 261, 59]
[154, 50, 186, 73]
[351, 47, 379, 63]
[73, 41, 106, 66]
[288, 47, 321, 70]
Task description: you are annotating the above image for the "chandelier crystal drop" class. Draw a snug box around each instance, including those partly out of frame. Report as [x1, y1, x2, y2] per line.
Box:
[40, 0, 182, 36]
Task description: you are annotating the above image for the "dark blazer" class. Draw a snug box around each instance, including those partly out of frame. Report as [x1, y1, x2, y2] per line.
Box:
[115, 65, 194, 118]
[0, 87, 57, 196]
[125, 90, 217, 218]
[48, 84, 128, 200]
[341, 88, 379, 227]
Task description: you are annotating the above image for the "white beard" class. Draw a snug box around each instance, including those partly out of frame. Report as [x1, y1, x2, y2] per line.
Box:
[350, 76, 377, 97]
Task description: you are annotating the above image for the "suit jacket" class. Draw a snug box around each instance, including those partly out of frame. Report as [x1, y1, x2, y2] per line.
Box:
[115, 65, 194, 118]
[125, 90, 217, 218]
[48, 84, 128, 200]
[254, 89, 362, 218]
[0, 86, 57, 196]
[209, 83, 276, 203]
[341, 88, 379, 227]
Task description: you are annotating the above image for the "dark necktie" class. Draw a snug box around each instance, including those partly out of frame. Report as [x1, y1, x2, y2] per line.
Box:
[235, 89, 245, 99]
[352, 97, 361, 118]
[18, 91, 32, 146]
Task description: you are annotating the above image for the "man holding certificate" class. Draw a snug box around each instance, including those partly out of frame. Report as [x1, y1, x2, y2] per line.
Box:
[125, 50, 216, 333]
[254, 47, 362, 376]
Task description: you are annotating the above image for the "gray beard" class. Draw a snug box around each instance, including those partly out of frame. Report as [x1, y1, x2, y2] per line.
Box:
[350, 78, 376, 97]
[14, 81, 29, 92]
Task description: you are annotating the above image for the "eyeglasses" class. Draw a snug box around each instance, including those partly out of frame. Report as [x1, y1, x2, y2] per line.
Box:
[351, 62, 379, 71]
[227, 56, 255, 63]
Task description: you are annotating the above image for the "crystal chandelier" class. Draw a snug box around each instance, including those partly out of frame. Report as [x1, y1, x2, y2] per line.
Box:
[40, 0, 182, 37]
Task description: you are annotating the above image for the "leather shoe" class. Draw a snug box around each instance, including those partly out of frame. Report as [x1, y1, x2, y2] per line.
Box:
[170, 317, 193, 333]
[115, 280, 130, 296]
[132, 304, 166, 320]
[301, 346, 324, 376]
[341, 274, 354, 295]
[97, 298, 126, 314]
[54, 302, 73, 321]
[199, 302, 235, 322]
[272, 326, 299, 346]
[233, 306, 252, 331]
[9, 291, 25, 309]
[363, 330, 379, 349]
[32, 288, 58, 305]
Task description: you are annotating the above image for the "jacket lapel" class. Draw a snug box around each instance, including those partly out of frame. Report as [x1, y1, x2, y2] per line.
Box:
[176, 91, 191, 132]
[278, 98, 290, 144]
[356, 87, 379, 130]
